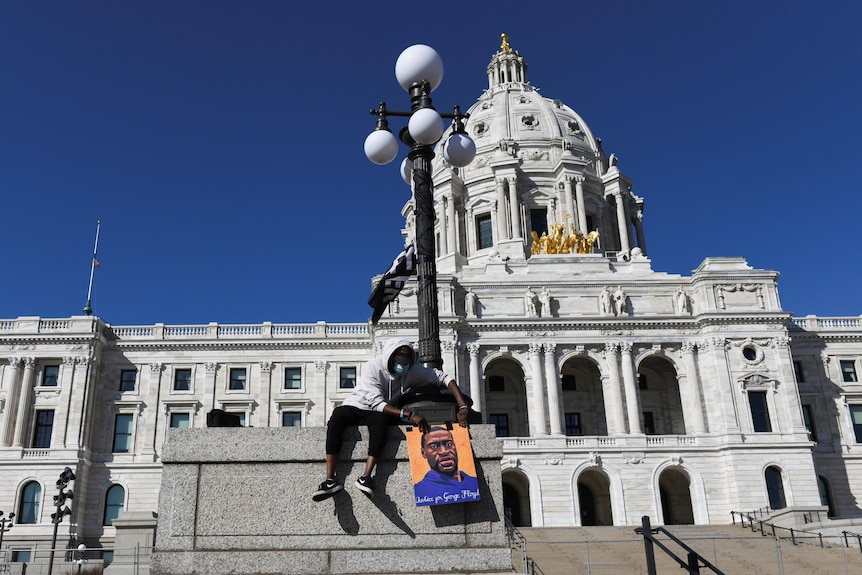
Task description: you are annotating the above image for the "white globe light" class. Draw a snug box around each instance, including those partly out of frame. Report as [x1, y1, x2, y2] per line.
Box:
[400, 157, 413, 185]
[395, 44, 444, 91]
[364, 130, 399, 165]
[408, 108, 444, 145]
[443, 133, 477, 167]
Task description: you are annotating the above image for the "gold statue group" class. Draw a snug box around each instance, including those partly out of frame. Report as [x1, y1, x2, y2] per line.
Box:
[531, 220, 600, 255]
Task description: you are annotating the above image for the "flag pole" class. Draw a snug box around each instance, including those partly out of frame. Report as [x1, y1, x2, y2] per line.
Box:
[83, 220, 101, 316]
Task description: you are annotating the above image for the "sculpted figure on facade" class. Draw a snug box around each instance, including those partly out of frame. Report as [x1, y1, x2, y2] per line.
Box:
[600, 287, 613, 315]
[676, 287, 690, 315]
[465, 288, 478, 318]
[539, 287, 551, 317]
[524, 287, 539, 317]
[613, 287, 627, 316]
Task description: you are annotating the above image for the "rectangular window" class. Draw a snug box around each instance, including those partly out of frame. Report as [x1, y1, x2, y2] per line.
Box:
[840, 360, 857, 383]
[530, 209, 548, 238]
[850, 405, 862, 443]
[339, 367, 357, 389]
[748, 391, 772, 432]
[489, 413, 509, 437]
[642, 411, 655, 435]
[638, 374, 648, 390]
[11, 549, 31, 563]
[488, 375, 505, 392]
[229, 368, 247, 390]
[119, 370, 137, 392]
[476, 213, 493, 250]
[565, 412, 582, 436]
[561, 374, 577, 391]
[42, 365, 59, 387]
[284, 367, 302, 390]
[113, 413, 133, 453]
[174, 369, 192, 391]
[802, 404, 817, 442]
[169, 413, 190, 428]
[793, 361, 805, 383]
[32, 410, 54, 448]
[282, 412, 301, 428]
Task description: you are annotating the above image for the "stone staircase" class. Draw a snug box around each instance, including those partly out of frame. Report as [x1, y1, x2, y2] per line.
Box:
[514, 524, 862, 575]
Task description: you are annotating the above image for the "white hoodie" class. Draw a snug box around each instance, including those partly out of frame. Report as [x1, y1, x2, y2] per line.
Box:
[341, 338, 451, 412]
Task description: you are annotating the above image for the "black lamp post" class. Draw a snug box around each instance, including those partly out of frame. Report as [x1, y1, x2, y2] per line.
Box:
[364, 44, 476, 369]
[72, 543, 87, 574]
[0, 510, 14, 562]
[47, 467, 75, 575]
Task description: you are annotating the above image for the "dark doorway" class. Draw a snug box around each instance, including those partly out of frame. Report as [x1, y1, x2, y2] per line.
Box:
[659, 468, 694, 525]
[503, 484, 523, 526]
[577, 470, 613, 525]
[578, 483, 597, 526]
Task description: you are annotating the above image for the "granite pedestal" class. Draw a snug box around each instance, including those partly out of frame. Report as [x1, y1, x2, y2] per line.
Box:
[151, 425, 513, 575]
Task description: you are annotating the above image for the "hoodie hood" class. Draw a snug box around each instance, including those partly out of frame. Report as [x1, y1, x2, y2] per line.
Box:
[382, 338, 414, 374]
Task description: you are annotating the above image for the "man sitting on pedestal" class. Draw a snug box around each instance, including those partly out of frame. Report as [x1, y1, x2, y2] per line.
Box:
[312, 338, 470, 501]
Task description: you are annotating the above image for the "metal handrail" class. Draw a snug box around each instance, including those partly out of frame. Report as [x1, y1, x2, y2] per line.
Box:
[636, 516, 726, 575]
[842, 530, 862, 553]
[504, 516, 530, 574]
[730, 510, 829, 547]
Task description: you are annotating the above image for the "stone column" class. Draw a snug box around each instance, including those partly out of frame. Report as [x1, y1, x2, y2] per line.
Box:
[614, 191, 631, 253]
[620, 343, 642, 434]
[206, 362, 220, 413]
[634, 208, 647, 256]
[441, 340, 458, 382]
[528, 343, 547, 436]
[575, 176, 587, 233]
[467, 343, 483, 416]
[438, 195, 448, 255]
[0, 358, 22, 446]
[142, 363, 164, 456]
[602, 343, 627, 434]
[12, 357, 36, 448]
[55, 356, 78, 448]
[446, 193, 457, 254]
[562, 176, 576, 227]
[495, 178, 509, 240]
[704, 337, 741, 433]
[466, 207, 475, 254]
[773, 336, 807, 434]
[507, 176, 521, 239]
[490, 202, 499, 247]
[680, 342, 706, 434]
[546, 199, 557, 228]
[543, 343, 563, 435]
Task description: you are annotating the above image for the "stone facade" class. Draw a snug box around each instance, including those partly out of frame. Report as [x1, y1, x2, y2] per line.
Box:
[0, 37, 861, 568]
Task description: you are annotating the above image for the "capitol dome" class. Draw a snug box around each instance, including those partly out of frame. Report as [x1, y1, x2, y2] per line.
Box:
[420, 34, 645, 273]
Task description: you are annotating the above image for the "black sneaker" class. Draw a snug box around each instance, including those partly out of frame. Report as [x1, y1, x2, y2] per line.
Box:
[355, 475, 374, 495]
[312, 478, 342, 501]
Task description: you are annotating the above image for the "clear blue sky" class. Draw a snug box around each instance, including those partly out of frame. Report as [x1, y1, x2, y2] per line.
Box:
[2, 1, 860, 325]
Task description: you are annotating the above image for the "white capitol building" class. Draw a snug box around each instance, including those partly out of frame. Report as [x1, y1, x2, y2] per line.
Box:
[1, 37, 860, 565]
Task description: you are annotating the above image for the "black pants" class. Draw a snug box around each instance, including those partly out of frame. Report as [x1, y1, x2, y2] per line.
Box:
[325, 405, 399, 458]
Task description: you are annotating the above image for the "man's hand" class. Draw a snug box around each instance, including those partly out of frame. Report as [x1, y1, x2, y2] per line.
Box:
[456, 407, 470, 428]
[409, 412, 430, 434]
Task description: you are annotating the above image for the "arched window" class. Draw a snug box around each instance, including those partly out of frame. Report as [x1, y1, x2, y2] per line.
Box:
[103, 484, 125, 526]
[18, 481, 41, 524]
[765, 466, 786, 510]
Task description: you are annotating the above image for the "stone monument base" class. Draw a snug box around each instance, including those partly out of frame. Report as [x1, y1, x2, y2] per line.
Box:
[151, 425, 513, 575]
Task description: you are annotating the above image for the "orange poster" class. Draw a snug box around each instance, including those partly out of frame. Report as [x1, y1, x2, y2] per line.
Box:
[406, 424, 481, 507]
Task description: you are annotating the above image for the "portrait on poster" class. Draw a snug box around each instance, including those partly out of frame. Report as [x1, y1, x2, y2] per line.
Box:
[407, 424, 481, 507]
